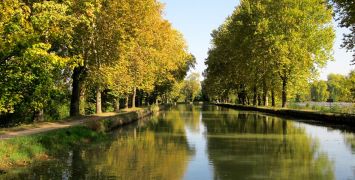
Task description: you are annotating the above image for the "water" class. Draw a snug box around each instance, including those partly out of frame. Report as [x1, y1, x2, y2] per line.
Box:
[2, 105, 355, 180]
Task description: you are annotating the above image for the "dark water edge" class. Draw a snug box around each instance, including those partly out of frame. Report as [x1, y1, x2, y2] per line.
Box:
[1, 104, 354, 180]
[216, 103, 355, 127]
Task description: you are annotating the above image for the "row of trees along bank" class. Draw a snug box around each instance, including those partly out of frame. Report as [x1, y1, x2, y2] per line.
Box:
[203, 0, 354, 107]
[310, 72, 355, 102]
[0, 0, 195, 125]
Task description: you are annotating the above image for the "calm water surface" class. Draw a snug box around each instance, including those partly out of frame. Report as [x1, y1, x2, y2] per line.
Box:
[2, 105, 355, 180]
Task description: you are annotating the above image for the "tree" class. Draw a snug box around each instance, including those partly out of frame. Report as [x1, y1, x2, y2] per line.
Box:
[0, 0, 33, 113]
[204, 0, 335, 107]
[349, 70, 355, 101]
[331, 0, 355, 64]
[182, 73, 201, 103]
[0, 0, 193, 124]
[311, 81, 330, 102]
[0, 0, 76, 121]
[69, 0, 102, 116]
[266, 0, 334, 107]
[327, 73, 352, 101]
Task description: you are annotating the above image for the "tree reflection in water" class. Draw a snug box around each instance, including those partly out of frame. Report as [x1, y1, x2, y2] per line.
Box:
[202, 105, 334, 180]
[2, 111, 193, 180]
[1, 105, 346, 180]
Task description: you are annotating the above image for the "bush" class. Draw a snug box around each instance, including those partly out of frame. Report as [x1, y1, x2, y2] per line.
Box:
[85, 103, 96, 115]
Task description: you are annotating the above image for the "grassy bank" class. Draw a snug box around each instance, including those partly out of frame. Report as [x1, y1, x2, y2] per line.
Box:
[288, 102, 355, 114]
[0, 126, 108, 171]
[84, 105, 160, 132]
[216, 103, 355, 126]
[0, 105, 162, 172]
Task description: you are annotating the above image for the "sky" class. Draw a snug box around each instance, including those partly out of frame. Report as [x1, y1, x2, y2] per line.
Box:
[159, 0, 354, 80]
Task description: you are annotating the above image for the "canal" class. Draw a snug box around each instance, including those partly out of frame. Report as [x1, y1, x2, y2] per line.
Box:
[2, 105, 355, 179]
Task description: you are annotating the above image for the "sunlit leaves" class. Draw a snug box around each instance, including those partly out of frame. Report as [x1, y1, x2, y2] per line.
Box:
[0, 0, 76, 114]
[204, 0, 335, 106]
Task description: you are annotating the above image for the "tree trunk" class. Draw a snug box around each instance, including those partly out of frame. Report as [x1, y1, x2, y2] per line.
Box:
[263, 90, 269, 106]
[137, 90, 143, 107]
[271, 89, 276, 107]
[145, 93, 150, 106]
[33, 109, 44, 122]
[258, 95, 262, 106]
[253, 86, 257, 106]
[125, 95, 129, 109]
[114, 97, 120, 113]
[263, 81, 268, 106]
[96, 87, 102, 114]
[132, 87, 136, 108]
[264, 95, 269, 106]
[243, 92, 247, 105]
[282, 79, 287, 108]
[70, 67, 82, 116]
[137, 92, 142, 107]
[79, 88, 86, 115]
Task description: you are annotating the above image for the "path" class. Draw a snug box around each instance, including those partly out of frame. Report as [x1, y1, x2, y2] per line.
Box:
[0, 112, 119, 140]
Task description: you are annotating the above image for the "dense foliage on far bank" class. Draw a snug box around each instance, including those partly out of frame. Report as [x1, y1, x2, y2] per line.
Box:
[310, 72, 354, 102]
[203, 0, 354, 107]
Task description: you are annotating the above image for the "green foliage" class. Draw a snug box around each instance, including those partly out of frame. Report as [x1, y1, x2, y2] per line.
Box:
[331, 0, 355, 63]
[204, 0, 335, 107]
[149, 104, 160, 113]
[311, 81, 330, 102]
[327, 73, 352, 102]
[181, 73, 201, 102]
[0, 0, 76, 123]
[288, 102, 355, 114]
[349, 71, 355, 101]
[0, 0, 193, 124]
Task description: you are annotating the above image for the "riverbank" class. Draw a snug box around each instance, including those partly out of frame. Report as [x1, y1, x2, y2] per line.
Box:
[216, 103, 355, 126]
[0, 105, 161, 171]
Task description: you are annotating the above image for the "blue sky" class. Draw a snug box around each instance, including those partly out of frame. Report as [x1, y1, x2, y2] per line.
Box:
[159, 0, 354, 80]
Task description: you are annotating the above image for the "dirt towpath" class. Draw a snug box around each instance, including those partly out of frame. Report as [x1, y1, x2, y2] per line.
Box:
[0, 112, 119, 140]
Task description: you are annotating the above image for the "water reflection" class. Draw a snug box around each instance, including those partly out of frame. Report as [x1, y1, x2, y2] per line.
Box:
[2, 105, 355, 180]
[201, 105, 334, 179]
[2, 113, 193, 179]
[344, 133, 355, 153]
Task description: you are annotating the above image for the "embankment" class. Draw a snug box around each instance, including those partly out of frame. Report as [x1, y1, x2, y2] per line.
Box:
[85, 105, 162, 132]
[216, 103, 355, 127]
[0, 105, 164, 171]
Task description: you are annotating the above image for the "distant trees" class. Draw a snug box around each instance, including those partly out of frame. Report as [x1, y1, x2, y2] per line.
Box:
[204, 0, 335, 107]
[311, 81, 329, 102]
[181, 73, 201, 103]
[156, 72, 202, 104]
[327, 73, 353, 102]
[310, 72, 354, 102]
[0, 0, 194, 124]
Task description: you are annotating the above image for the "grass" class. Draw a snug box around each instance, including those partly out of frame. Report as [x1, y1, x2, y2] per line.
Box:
[225, 102, 355, 114]
[0, 106, 151, 134]
[0, 126, 108, 171]
[0, 115, 81, 133]
[287, 103, 355, 114]
[0, 106, 159, 171]
[0, 112, 117, 134]
[121, 107, 144, 112]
